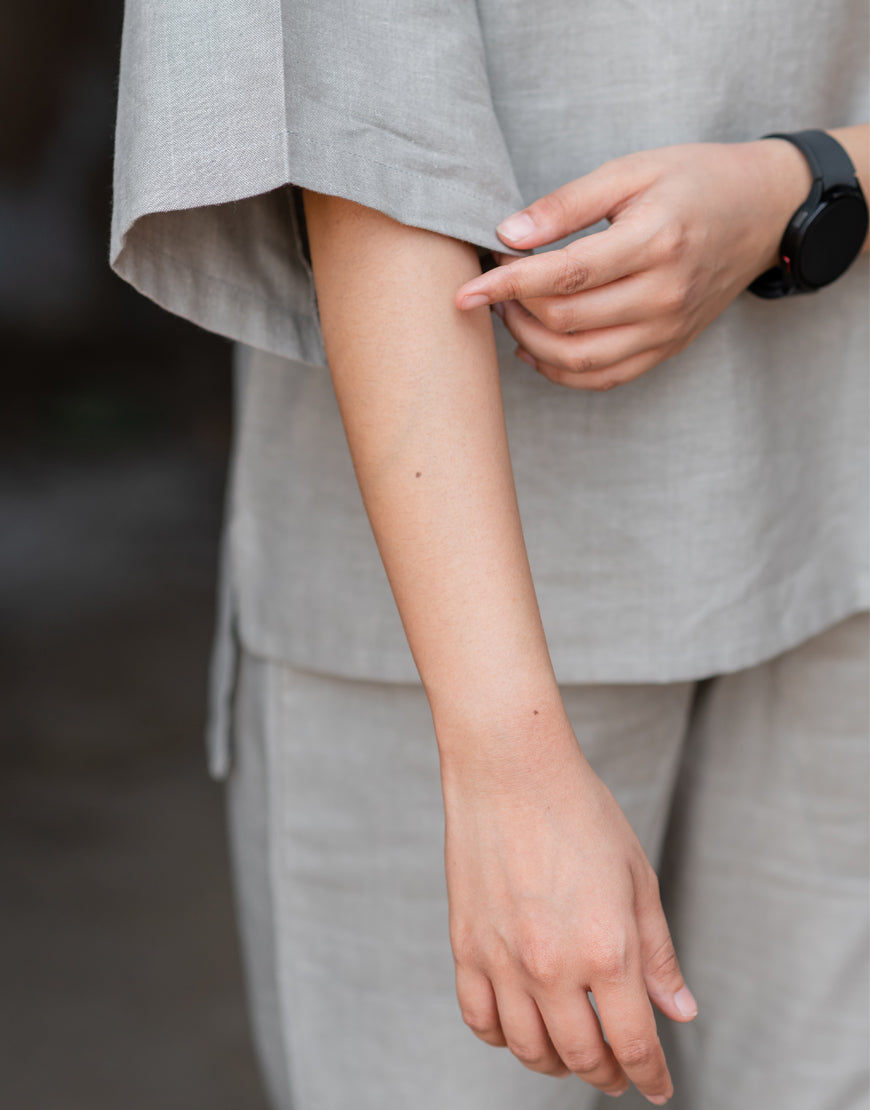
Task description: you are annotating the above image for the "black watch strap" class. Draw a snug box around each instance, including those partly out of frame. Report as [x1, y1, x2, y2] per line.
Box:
[766, 129, 857, 189]
[748, 129, 867, 298]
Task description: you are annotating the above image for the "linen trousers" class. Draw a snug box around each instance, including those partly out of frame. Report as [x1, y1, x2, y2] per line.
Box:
[225, 612, 869, 1110]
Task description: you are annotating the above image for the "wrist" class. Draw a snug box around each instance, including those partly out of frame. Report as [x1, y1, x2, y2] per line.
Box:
[742, 138, 815, 272]
[433, 680, 578, 792]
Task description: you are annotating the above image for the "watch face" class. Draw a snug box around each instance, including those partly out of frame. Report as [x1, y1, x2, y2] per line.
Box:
[798, 193, 869, 289]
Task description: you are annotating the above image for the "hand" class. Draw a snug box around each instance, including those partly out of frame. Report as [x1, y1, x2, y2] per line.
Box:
[456, 140, 813, 391]
[439, 714, 698, 1105]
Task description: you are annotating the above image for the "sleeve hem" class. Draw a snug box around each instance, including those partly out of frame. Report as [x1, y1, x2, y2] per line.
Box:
[112, 230, 330, 367]
[111, 117, 526, 366]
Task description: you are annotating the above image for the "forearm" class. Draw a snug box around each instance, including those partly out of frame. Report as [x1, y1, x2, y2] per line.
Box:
[302, 192, 565, 754]
[303, 193, 694, 1102]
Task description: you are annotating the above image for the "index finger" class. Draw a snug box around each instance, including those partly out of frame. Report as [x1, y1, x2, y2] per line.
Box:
[457, 226, 640, 310]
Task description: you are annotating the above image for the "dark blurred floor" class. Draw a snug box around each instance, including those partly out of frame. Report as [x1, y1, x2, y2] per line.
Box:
[0, 335, 270, 1109]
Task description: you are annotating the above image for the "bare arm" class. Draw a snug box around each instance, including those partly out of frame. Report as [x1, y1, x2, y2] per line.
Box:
[302, 192, 558, 733]
[303, 192, 698, 1105]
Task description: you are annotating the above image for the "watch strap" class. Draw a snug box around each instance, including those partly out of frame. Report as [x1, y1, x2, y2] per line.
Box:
[748, 129, 867, 298]
[763, 129, 859, 190]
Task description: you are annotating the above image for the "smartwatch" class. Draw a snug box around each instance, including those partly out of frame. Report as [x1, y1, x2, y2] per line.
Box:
[748, 129, 868, 298]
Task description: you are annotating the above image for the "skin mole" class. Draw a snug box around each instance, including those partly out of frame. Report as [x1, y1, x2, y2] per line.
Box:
[415, 471, 422, 478]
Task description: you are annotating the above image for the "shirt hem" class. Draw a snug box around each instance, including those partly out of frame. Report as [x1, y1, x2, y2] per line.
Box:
[235, 582, 870, 688]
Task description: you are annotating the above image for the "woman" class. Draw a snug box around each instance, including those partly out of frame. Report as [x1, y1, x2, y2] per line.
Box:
[111, 2, 869, 1106]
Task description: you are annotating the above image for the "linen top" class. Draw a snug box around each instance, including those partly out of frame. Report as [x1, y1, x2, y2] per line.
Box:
[110, 0, 869, 778]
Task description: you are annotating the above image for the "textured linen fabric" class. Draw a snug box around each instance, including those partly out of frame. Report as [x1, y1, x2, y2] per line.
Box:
[110, 0, 525, 366]
[225, 613, 869, 1110]
[109, 1, 870, 778]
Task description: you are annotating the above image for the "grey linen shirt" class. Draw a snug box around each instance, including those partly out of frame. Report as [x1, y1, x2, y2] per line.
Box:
[111, 1, 869, 778]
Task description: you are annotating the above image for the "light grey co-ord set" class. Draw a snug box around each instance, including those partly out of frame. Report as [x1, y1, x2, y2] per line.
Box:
[111, 1, 869, 1107]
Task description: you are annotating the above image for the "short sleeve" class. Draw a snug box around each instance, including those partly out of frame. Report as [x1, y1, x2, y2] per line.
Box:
[110, 0, 525, 367]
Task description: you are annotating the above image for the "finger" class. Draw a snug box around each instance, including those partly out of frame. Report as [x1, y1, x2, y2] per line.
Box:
[521, 348, 665, 392]
[634, 872, 698, 1025]
[503, 304, 655, 377]
[455, 964, 508, 1047]
[537, 990, 630, 1097]
[506, 271, 659, 335]
[592, 950, 673, 1105]
[495, 159, 641, 249]
[457, 224, 646, 310]
[493, 985, 571, 1077]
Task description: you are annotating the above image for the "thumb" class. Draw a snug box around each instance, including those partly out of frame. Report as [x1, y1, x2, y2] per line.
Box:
[496, 163, 627, 249]
[638, 902, 699, 1024]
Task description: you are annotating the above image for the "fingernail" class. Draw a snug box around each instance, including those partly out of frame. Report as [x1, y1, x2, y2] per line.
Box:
[674, 986, 698, 1019]
[497, 211, 537, 244]
[604, 1084, 630, 1097]
[492, 302, 505, 320]
[514, 348, 535, 368]
[461, 292, 490, 310]
[646, 1096, 670, 1107]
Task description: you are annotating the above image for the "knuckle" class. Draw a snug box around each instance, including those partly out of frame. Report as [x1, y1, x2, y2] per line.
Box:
[561, 1048, 605, 1077]
[589, 934, 632, 981]
[537, 300, 574, 334]
[508, 1040, 550, 1070]
[568, 353, 596, 375]
[495, 262, 532, 302]
[516, 937, 564, 988]
[476, 1029, 507, 1048]
[552, 254, 592, 296]
[458, 1003, 491, 1035]
[506, 271, 525, 301]
[499, 271, 525, 302]
[653, 220, 687, 261]
[483, 943, 514, 979]
[615, 1036, 659, 1070]
[660, 280, 691, 316]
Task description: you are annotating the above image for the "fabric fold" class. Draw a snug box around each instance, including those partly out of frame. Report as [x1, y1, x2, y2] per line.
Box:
[110, 0, 525, 367]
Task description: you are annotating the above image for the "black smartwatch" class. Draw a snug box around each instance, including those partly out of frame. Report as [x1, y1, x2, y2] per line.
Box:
[748, 129, 868, 298]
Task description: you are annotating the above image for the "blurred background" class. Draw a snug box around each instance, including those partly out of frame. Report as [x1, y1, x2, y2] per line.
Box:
[1, 3, 269, 1106]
